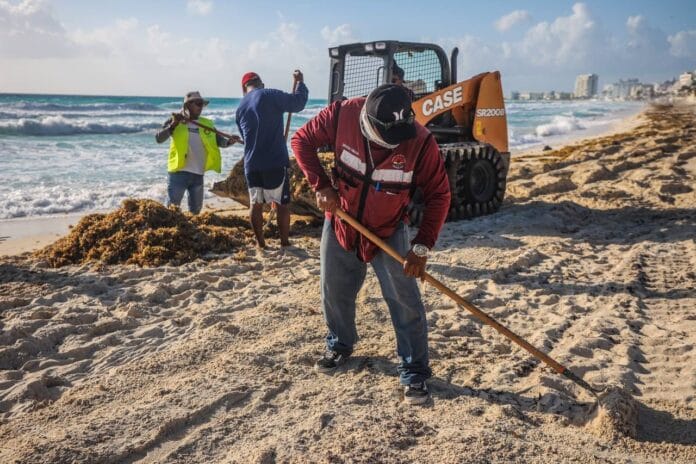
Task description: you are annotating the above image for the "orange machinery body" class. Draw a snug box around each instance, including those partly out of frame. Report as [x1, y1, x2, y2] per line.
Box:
[412, 71, 509, 154]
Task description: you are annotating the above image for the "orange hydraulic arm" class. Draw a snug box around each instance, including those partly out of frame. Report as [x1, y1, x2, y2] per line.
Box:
[412, 71, 509, 153]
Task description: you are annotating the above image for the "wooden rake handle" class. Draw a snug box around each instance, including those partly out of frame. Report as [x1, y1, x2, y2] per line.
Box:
[333, 208, 578, 378]
[284, 78, 300, 141]
[179, 115, 243, 144]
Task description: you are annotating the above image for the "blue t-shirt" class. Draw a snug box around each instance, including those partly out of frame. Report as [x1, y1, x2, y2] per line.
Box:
[236, 82, 309, 172]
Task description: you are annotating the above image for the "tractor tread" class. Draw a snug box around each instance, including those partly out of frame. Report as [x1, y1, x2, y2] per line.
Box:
[408, 142, 508, 226]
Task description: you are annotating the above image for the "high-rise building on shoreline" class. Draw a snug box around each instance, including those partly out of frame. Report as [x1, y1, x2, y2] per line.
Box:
[509, 90, 572, 101]
[574, 74, 599, 98]
[604, 78, 654, 100]
[678, 72, 694, 89]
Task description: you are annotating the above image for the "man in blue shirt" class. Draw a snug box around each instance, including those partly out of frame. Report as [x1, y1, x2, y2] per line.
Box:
[236, 70, 309, 248]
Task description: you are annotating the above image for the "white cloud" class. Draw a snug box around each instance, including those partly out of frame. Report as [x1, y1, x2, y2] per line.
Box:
[446, 2, 608, 80]
[70, 18, 140, 57]
[321, 24, 355, 45]
[0, 0, 75, 58]
[0, 0, 327, 96]
[668, 30, 696, 59]
[277, 21, 299, 43]
[621, 14, 684, 76]
[517, 3, 604, 66]
[495, 10, 531, 32]
[241, 21, 325, 91]
[625, 15, 668, 55]
[626, 15, 642, 32]
[449, 35, 500, 73]
[443, 2, 693, 91]
[0, 0, 237, 95]
[187, 0, 213, 16]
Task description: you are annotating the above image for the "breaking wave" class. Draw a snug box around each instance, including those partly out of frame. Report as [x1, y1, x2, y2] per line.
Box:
[0, 183, 169, 219]
[8, 101, 163, 112]
[0, 116, 161, 136]
[535, 115, 585, 137]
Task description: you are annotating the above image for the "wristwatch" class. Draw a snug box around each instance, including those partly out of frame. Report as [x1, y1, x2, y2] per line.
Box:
[411, 244, 429, 258]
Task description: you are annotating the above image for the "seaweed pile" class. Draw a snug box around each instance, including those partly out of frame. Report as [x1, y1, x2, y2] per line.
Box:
[35, 199, 252, 267]
[211, 153, 335, 218]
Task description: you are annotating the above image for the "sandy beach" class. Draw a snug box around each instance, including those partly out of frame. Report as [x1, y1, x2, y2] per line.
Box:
[0, 101, 694, 463]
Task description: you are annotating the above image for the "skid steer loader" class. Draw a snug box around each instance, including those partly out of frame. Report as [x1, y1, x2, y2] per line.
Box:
[328, 40, 510, 223]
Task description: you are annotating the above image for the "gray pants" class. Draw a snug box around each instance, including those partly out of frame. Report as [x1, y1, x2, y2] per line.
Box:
[320, 218, 431, 385]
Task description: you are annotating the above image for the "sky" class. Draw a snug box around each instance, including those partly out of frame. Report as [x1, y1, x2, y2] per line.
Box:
[1, 0, 695, 97]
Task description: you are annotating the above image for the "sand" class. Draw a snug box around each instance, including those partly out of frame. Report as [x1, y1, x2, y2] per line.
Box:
[0, 214, 83, 257]
[0, 101, 695, 463]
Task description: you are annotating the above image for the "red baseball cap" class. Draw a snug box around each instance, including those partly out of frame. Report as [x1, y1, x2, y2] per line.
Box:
[241, 72, 260, 87]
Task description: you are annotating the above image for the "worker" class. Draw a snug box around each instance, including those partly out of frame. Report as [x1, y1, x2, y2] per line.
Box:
[392, 62, 416, 100]
[291, 84, 451, 405]
[236, 70, 309, 248]
[155, 91, 241, 214]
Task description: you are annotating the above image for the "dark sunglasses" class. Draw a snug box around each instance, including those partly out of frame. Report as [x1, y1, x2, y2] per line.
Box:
[189, 100, 204, 107]
[367, 108, 415, 130]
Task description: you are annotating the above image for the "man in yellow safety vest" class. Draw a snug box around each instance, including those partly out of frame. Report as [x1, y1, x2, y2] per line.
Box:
[155, 91, 242, 214]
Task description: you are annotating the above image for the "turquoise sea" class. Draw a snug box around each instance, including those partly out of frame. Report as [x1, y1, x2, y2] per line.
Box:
[0, 93, 643, 219]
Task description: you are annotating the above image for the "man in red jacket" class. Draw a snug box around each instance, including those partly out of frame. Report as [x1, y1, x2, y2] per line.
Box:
[292, 84, 450, 405]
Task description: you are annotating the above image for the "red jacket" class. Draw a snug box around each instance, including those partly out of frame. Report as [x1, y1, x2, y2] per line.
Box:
[292, 98, 451, 262]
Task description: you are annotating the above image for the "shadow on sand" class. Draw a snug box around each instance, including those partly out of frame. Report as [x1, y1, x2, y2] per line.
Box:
[342, 355, 696, 446]
[432, 200, 695, 247]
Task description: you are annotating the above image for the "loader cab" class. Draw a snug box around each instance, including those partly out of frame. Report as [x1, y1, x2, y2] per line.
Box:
[328, 41, 470, 145]
[328, 41, 452, 103]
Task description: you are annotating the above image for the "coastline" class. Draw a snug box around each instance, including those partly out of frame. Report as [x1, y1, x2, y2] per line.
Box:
[512, 102, 646, 157]
[0, 103, 650, 257]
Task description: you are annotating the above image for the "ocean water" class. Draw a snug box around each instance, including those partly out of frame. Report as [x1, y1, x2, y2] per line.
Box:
[505, 99, 643, 149]
[0, 94, 643, 219]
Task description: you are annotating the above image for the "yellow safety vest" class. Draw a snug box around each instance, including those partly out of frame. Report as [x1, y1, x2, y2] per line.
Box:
[168, 116, 222, 173]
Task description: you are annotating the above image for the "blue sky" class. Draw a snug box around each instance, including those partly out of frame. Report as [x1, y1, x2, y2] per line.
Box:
[1, 0, 695, 96]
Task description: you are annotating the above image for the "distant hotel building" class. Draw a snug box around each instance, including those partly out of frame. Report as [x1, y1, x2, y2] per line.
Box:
[678, 72, 694, 89]
[515, 92, 545, 100]
[574, 74, 599, 98]
[605, 78, 654, 100]
[607, 78, 639, 99]
[509, 91, 572, 101]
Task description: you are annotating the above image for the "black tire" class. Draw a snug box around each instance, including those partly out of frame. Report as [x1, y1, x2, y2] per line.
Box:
[452, 145, 506, 219]
[408, 144, 507, 226]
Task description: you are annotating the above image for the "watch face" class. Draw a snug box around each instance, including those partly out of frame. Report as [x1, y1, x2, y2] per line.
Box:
[413, 244, 428, 257]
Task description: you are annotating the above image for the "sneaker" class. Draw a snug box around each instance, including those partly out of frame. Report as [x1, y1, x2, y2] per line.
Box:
[315, 351, 347, 373]
[403, 382, 430, 405]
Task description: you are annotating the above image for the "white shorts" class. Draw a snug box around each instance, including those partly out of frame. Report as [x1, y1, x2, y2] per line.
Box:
[246, 167, 290, 205]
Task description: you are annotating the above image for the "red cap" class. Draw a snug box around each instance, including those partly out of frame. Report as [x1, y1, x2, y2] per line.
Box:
[241, 72, 260, 87]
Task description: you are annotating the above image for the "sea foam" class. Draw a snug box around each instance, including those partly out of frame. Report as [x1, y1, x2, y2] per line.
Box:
[535, 115, 585, 137]
[0, 116, 161, 136]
